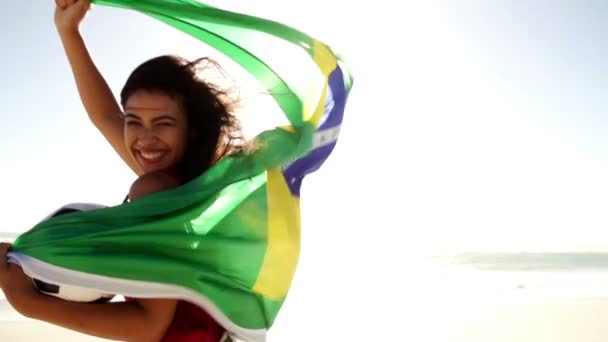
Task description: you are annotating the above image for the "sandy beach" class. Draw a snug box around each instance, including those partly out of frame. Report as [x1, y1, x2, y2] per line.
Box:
[446, 298, 608, 342]
[2, 298, 608, 341]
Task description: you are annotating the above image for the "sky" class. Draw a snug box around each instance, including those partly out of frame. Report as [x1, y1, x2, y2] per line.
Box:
[1, 0, 608, 341]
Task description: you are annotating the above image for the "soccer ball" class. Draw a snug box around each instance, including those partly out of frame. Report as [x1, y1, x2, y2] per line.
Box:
[31, 203, 116, 303]
[33, 278, 115, 303]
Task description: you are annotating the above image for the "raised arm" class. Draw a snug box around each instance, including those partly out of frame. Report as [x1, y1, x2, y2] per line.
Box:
[55, 0, 142, 175]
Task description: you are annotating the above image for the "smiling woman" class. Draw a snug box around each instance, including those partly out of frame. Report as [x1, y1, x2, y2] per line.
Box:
[119, 55, 245, 183]
[1, 0, 354, 340]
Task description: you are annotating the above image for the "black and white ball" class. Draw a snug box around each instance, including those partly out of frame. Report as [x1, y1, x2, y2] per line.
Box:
[32, 203, 115, 303]
[33, 278, 115, 303]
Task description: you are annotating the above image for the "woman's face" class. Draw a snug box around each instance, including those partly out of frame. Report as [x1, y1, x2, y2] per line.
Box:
[123, 90, 189, 175]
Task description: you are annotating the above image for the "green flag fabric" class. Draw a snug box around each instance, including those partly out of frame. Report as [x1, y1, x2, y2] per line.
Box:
[8, 1, 352, 341]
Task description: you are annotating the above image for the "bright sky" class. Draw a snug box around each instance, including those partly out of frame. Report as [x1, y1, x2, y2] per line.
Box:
[2, 1, 608, 341]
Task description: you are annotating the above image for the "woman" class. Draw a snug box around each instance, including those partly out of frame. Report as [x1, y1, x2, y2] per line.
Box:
[0, 0, 244, 340]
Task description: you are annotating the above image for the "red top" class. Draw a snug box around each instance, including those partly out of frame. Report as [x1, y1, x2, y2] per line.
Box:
[125, 168, 226, 341]
[124, 297, 224, 341]
[160, 300, 225, 342]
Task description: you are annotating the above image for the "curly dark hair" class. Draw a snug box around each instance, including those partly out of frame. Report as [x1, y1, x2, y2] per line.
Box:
[120, 55, 245, 183]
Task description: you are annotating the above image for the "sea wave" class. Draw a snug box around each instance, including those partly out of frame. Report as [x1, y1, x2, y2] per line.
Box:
[442, 252, 608, 272]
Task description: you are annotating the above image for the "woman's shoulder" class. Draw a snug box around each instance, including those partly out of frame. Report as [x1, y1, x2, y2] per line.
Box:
[162, 168, 182, 184]
[129, 170, 181, 201]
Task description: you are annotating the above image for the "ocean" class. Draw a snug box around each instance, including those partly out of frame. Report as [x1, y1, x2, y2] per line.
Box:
[425, 252, 608, 300]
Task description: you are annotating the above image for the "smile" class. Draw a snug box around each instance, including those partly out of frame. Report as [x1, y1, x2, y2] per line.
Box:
[137, 150, 167, 164]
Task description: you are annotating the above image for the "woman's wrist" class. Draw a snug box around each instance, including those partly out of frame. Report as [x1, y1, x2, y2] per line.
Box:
[56, 25, 81, 40]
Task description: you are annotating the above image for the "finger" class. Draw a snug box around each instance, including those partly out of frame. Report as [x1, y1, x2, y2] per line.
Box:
[76, 0, 91, 10]
[66, 0, 77, 6]
[56, 0, 67, 8]
[0, 243, 11, 257]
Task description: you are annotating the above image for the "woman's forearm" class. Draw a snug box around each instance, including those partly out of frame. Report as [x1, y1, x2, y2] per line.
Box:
[57, 28, 142, 174]
[22, 292, 176, 342]
[58, 29, 122, 126]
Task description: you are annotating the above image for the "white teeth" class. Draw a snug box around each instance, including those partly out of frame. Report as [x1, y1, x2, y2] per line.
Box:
[140, 152, 163, 160]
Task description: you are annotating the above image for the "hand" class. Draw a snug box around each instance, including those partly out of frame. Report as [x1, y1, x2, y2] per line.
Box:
[54, 0, 91, 34]
[0, 243, 38, 316]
